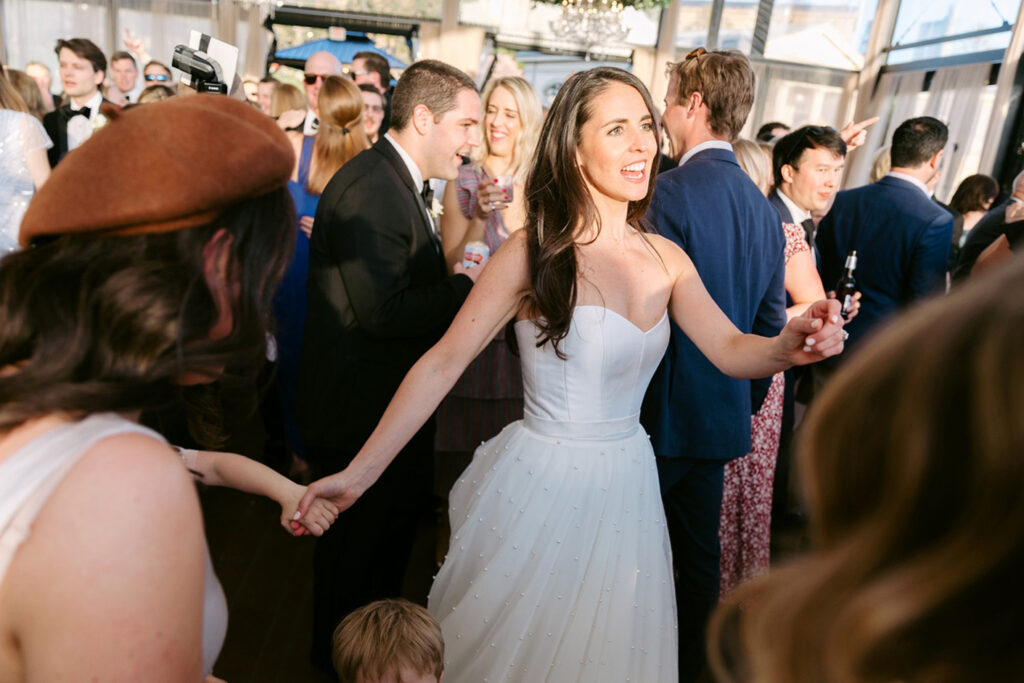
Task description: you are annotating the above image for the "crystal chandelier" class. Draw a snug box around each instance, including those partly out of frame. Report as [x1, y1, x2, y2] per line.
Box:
[549, 0, 629, 55]
[232, 0, 281, 19]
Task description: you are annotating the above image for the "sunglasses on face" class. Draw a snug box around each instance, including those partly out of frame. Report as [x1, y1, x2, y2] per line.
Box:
[349, 70, 371, 79]
[145, 73, 169, 82]
[686, 47, 707, 95]
[304, 73, 328, 85]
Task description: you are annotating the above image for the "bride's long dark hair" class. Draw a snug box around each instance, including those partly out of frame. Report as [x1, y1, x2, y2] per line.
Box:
[521, 67, 661, 357]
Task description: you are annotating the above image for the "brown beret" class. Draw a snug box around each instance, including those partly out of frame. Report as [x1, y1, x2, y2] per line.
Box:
[20, 94, 294, 246]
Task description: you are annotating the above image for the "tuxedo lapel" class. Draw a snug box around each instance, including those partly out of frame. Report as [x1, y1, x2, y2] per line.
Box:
[374, 139, 441, 253]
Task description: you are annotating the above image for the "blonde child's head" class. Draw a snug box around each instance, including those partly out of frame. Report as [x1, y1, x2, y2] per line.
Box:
[333, 599, 444, 683]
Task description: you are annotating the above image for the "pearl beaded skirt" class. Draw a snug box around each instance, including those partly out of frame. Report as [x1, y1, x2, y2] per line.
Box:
[428, 414, 678, 682]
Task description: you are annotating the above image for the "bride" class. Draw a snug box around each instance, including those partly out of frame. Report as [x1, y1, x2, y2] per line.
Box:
[297, 67, 845, 681]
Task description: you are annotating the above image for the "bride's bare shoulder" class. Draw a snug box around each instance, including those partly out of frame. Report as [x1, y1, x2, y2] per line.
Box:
[643, 232, 690, 273]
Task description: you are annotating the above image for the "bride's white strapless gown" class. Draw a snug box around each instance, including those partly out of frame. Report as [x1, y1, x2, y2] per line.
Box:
[428, 306, 678, 682]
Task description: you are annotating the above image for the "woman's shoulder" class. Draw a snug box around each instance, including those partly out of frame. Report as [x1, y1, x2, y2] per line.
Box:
[3, 428, 206, 679]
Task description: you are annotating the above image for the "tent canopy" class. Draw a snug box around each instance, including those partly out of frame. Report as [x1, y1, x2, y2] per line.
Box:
[274, 32, 406, 69]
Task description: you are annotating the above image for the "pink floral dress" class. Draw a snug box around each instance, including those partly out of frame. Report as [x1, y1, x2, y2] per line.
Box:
[719, 221, 808, 595]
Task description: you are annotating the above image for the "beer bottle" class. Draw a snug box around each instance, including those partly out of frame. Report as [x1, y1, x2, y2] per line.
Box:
[835, 250, 857, 320]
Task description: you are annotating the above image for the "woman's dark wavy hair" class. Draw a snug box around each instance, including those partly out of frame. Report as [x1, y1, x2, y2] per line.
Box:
[0, 187, 295, 446]
[521, 67, 660, 357]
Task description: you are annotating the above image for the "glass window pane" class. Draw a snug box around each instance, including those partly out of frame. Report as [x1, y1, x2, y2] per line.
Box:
[675, 0, 759, 52]
[718, 1, 760, 53]
[887, 31, 1011, 64]
[891, 0, 1018, 47]
[289, 0, 442, 22]
[675, 0, 712, 50]
[764, 0, 879, 70]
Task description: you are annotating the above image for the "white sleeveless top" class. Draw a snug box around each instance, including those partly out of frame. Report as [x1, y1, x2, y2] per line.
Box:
[0, 413, 228, 674]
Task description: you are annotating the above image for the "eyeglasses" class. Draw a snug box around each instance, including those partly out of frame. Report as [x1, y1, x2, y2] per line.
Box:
[144, 73, 169, 82]
[349, 70, 371, 79]
[686, 47, 707, 95]
[304, 73, 328, 85]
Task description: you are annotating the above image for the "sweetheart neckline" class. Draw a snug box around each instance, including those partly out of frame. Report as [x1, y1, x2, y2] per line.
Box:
[514, 305, 669, 336]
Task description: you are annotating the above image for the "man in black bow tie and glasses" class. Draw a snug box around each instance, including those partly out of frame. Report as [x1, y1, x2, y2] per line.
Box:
[42, 38, 114, 167]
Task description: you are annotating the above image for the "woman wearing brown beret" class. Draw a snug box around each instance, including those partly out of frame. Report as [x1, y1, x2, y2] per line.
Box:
[0, 95, 317, 679]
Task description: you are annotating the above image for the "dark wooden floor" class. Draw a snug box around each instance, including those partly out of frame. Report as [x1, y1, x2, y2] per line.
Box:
[200, 481, 440, 683]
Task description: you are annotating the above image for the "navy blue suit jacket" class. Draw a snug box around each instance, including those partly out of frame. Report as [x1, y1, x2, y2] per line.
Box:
[816, 175, 952, 355]
[641, 148, 787, 462]
[768, 189, 793, 224]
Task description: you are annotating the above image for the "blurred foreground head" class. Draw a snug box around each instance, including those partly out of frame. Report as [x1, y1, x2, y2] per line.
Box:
[711, 254, 1024, 683]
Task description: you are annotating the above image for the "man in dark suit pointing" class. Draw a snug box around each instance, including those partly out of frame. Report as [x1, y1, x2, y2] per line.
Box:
[296, 59, 481, 672]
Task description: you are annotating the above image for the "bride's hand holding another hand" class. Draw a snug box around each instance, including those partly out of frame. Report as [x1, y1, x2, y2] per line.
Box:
[778, 298, 847, 365]
[293, 468, 366, 527]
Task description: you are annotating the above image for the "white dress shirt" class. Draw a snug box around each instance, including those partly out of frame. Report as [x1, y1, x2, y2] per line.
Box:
[678, 139, 733, 167]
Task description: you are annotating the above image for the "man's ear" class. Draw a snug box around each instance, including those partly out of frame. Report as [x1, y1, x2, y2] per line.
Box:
[94, 69, 105, 88]
[781, 163, 796, 185]
[411, 103, 433, 136]
[930, 148, 944, 171]
[687, 90, 703, 116]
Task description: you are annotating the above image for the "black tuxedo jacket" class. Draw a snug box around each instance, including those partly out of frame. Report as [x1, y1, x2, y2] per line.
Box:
[42, 98, 116, 167]
[295, 138, 473, 452]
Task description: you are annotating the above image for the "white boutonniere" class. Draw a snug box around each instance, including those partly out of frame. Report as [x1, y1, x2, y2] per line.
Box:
[430, 197, 444, 219]
[92, 113, 109, 133]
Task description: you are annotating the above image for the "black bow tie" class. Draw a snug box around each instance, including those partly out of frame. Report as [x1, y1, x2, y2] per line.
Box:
[60, 105, 91, 120]
[420, 181, 434, 205]
[310, 116, 319, 132]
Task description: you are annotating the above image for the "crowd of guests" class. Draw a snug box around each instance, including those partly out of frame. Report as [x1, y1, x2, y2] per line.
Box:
[0, 30, 1021, 683]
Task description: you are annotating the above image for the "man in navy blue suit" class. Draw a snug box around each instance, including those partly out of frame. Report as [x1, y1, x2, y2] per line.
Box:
[817, 116, 952, 361]
[768, 125, 847, 257]
[641, 48, 786, 682]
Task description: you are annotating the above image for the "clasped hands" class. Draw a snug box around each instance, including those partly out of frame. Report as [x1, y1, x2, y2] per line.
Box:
[782, 298, 848, 365]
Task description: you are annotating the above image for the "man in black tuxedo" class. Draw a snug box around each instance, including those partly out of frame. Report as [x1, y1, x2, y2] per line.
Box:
[42, 38, 112, 167]
[296, 59, 481, 672]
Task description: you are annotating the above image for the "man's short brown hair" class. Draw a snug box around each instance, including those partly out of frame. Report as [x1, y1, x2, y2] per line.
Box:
[352, 51, 391, 91]
[332, 599, 444, 683]
[389, 59, 476, 132]
[55, 38, 107, 76]
[668, 49, 754, 141]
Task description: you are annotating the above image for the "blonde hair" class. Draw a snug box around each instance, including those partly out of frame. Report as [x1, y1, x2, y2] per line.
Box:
[6, 70, 45, 120]
[306, 75, 370, 195]
[870, 144, 891, 183]
[0, 72, 29, 113]
[471, 76, 543, 185]
[710, 254, 1024, 683]
[733, 137, 771, 196]
[270, 82, 306, 118]
[332, 599, 444, 683]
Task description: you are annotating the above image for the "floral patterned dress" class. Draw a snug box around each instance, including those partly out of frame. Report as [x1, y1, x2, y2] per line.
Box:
[719, 221, 808, 595]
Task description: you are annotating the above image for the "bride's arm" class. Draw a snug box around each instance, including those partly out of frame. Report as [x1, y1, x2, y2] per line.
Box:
[294, 231, 530, 519]
[659, 237, 846, 379]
